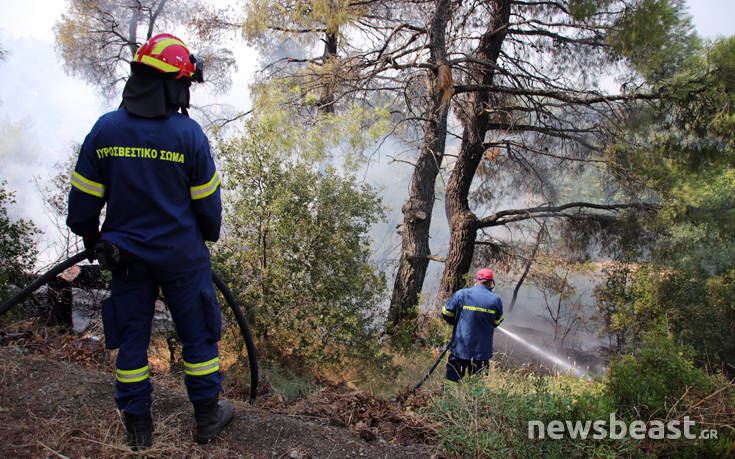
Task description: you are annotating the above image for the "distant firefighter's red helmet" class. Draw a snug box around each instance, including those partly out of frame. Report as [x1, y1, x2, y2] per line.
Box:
[475, 268, 494, 282]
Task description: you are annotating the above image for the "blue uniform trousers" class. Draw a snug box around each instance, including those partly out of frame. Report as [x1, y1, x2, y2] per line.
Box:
[102, 263, 223, 415]
[445, 353, 489, 385]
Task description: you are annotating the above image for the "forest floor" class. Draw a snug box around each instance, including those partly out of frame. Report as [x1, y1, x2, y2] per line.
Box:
[0, 314, 610, 457]
[0, 320, 441, 458]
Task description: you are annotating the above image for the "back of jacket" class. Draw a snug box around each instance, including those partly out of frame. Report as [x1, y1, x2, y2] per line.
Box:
[442, 284, 504, 360]
[67, 108, 221, 271]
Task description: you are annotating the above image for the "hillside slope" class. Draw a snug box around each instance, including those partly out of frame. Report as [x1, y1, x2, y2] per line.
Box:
[0, 345, 438, 458]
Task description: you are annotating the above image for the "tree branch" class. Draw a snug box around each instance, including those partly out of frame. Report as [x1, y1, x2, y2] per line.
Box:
[478, 202, 658, 228]
[454, 84, 659, 104]
[147, 0, 168, 40]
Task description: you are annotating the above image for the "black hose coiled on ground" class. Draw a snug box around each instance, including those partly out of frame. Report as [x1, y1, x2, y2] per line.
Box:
[0, 250, 259, 401]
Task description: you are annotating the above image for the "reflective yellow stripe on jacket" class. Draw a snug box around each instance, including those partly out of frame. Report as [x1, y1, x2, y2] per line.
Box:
[462, 305, 503, 326]
[71, 171, 105, 198]
[463, 305, 496, 314]
[183, 357, 220, 376]
[190, 171, 220, 200]
[442, 306, 455, 317]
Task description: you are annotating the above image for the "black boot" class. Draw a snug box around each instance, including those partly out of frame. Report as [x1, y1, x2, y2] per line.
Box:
[193, 396, 233, 444]
[123, 411, 153, 451]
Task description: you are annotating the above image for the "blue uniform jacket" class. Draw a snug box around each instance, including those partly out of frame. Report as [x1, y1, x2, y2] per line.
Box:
[442, 284, 504, 360]
[67, 108, 221, 272]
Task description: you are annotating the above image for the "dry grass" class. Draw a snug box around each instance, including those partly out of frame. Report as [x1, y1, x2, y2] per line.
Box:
[0, 347, 255, 457]
[0, 320, 439, 458]
[335, 346, 445, 399]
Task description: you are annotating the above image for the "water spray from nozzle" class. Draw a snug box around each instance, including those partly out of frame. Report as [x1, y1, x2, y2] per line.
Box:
[496, 327, 587, 378]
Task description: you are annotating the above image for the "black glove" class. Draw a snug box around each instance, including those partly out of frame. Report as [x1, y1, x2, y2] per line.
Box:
[95, 240, 122, 272]
[83, 231, 101, 262]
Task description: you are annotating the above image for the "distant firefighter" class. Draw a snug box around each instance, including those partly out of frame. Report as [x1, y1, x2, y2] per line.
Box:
[442, 268, 504, 386]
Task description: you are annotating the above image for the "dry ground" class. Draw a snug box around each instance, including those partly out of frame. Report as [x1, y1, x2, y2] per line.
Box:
[0, 321, 440, 458]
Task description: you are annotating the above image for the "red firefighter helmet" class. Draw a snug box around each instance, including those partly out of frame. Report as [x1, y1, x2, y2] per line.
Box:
[132, 33, 202, 81]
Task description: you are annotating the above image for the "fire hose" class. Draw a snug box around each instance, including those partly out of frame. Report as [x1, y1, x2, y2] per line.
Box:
[410, 341, 450, 392]
[0, 249, 259, 402]
[409, 306, 463, 392]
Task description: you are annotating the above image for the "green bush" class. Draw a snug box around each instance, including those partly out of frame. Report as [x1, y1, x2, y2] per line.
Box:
[212, 120, 389, 372]
[605, 324, 713, 420]
[417, 312, 452, 349]
[698, 270, 735, 369]
[0, 182, 39, 303]
[425, 355, 735, 458]
[597, 264, 735, 374]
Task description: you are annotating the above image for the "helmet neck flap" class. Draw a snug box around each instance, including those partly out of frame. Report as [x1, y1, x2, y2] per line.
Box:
[120, 62, 192, 119]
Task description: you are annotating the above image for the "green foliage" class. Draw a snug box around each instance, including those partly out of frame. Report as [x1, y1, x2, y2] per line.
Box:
[596, 264, 735, 372]
[708, 37, 735, 141]
[600, 325, 735, 458]
[645, 39, 735, 277]
[262, 364, 318, 400]
[416, 312, 451, 349]
[703, 270, 735, 362]
[608, 0, 697, 80]
[246, 78, 391, 168]
[605, 324, 713, 419]
[228, 360, 317, 401]
[594, 263, 644, 353]
[0, 182, 40, 302]
[243, 0, 357, 39]
[427, 360, 732, 458]
[656, 269, 735, 371]
[568, 0, 613, 21]
[428, 369, 619, 458]
[608, 37, 735, 264]
[601, 33, 735, 374]
[212, 119, 389, 371]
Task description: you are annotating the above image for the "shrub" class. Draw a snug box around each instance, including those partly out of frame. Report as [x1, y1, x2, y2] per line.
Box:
[605, 324, 713, 420]
[427, 337, 732, 458]
[213, 121, 389, 372]
[597, 264, 735, 374]
[0, 182, 39, 303]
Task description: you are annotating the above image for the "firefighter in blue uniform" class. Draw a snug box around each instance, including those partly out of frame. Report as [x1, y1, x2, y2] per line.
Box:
[67, 33, 232, 450]
[442, 268, 504, 386]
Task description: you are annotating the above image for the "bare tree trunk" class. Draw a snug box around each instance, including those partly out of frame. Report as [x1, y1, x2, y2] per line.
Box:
[436, 0, 511, 307]
[438, 211, 479, 302]
[147, 0, 168, 40]
[388, 0, 452, 330]
[127, 0, 142, 57]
